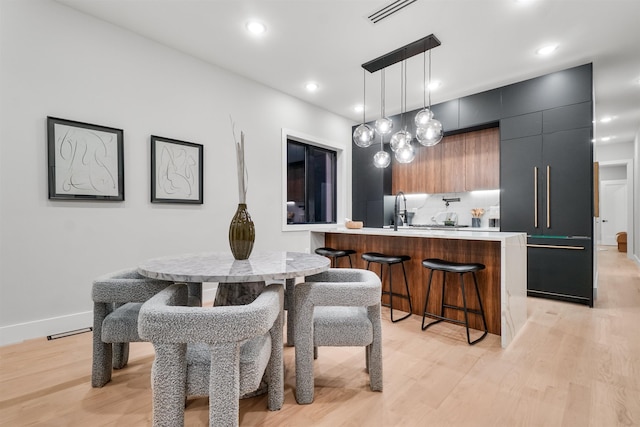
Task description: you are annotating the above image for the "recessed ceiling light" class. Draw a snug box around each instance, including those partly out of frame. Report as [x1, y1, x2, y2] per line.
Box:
[305, 82, 319, 92]
[601, 136, 611, 142]
[536, 44, 558, 56]
[600, 116, 613, 123]
[427, 81, 441, 91]
[354, 104, 364, 113]
[246, 21, 266, 35]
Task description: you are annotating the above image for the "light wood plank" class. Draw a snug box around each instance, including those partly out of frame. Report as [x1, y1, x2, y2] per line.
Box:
[1, 247, 638, 426]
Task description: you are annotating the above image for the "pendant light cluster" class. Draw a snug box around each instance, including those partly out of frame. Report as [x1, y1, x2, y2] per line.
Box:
[353, 34, 443, 168]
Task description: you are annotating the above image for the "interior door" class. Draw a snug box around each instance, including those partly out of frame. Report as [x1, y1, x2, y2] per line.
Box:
[600, 180, 627, 245]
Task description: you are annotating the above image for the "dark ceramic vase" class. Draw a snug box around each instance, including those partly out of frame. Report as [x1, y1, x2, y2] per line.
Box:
[229, 203, 255, 260]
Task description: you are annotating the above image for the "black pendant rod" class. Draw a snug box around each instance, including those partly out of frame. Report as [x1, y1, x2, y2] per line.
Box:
[362, 34, 441, 73]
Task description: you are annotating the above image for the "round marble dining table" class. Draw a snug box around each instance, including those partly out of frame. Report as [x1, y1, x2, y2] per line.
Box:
[138, 250, 330, 345]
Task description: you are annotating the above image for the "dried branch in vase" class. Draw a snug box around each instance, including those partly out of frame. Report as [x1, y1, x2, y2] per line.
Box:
[471, 208, 485, 218]
[230, 116, 249, 204]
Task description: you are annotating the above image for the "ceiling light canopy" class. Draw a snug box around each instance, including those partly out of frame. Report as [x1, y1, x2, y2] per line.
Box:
[246, 20, 266, 35]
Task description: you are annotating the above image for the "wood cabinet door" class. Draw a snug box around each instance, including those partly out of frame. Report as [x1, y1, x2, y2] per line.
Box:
[464, 127, 500, 191]
[392, 141, 442, 194]
[440, 133, 466, 193]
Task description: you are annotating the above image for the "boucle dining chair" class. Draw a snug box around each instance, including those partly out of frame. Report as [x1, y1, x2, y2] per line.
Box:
[138, 282, 284, 427]
[91, 268, 174, 387]
[293, 268, 383, 404]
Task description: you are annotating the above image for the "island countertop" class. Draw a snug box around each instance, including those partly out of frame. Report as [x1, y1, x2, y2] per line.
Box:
[310, 227, 527, 348]
[312, 226, 525, 242]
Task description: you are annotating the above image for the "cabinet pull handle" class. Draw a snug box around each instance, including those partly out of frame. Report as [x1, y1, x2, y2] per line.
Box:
[534, 167, 538, 228]
[546, 165, 551, 228]
[527, 244, 585, 250]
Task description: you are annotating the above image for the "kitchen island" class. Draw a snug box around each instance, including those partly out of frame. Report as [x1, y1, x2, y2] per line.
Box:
[310, 227, 527, 348]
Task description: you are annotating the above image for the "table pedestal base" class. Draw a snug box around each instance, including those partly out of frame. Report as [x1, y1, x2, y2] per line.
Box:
[214, 281, 265, 306]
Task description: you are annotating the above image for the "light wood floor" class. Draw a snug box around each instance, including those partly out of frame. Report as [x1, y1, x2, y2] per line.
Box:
[1, 247, 639, 426]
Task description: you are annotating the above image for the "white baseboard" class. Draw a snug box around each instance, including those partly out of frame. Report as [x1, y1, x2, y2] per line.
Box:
[0, 285, 220, 347]
[0, 310, 93, 347]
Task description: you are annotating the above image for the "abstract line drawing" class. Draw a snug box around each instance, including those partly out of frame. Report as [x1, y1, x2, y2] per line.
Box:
[47, 117, 124, 201]
[151, 136, 203, 204]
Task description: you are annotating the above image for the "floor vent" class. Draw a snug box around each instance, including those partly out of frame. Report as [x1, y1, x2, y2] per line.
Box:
[368, 0, 418, 24]
[47, 327, 92, 340]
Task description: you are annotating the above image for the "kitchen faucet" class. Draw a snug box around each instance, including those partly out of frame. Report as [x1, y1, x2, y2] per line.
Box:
[394, 191, 407, 231]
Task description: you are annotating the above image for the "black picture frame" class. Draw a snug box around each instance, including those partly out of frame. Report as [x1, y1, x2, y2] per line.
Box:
[151, 135, 203, 204]
[47, 116, 124, 201]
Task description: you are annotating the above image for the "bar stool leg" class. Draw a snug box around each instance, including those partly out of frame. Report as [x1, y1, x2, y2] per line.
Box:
[347, 255, 353, 268]
[389, 262, 411, 323]
[460, 272, 488, 345]
[421, 269, 439, 330]
[400, 261, 413, 314]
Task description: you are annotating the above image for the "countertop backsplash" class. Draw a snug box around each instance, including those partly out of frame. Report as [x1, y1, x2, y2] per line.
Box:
[384, 190, 500, 228]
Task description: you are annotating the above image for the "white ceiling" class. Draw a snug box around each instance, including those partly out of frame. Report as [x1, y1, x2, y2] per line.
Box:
[58, 0, 640, 146]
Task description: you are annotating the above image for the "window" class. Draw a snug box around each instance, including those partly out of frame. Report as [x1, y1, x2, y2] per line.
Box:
[286, 139, 336, 224]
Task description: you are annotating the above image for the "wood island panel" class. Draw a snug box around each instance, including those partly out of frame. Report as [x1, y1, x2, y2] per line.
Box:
[325, 232, 502, 335]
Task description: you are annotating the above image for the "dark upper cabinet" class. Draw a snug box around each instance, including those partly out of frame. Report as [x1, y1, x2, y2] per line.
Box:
[429, 99, 459, 133]
[500, 112, 542, 140]
[500, 128, 592, 238]
[459, 88, 502, 128]
[501, 64, 592, 117]
[543, 101, 592, 133]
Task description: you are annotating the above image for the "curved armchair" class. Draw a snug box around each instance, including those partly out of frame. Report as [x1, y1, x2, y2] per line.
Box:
[138, 282, 284, 427]
[294, 268, 383, 404]
[92, 268, 173, 387]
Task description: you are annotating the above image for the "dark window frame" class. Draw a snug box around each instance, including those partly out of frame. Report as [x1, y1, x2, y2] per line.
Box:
[286, 138, 337, 225]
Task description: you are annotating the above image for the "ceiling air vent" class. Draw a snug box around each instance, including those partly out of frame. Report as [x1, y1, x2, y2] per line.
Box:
[368, 0, 418, 24]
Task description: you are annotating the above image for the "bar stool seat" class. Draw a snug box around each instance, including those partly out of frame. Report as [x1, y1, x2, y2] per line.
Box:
[315, 247, 356, 268]
[362, 252, 412, 322]
[421, 258, 488, 345]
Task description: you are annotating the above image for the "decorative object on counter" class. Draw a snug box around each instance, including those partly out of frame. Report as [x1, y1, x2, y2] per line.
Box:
[345, 220, 364, 229]
[229, 118, 255, 260]
[488, 205, 500, 228]
[415, 49, 443, 147]
[355, 34, 442, 167]
[352, 68, 374, 148]
[471, 208, 485, 228]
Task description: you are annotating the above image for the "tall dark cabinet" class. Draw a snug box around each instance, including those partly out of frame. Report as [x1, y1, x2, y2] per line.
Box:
[500, 66, 594, 306]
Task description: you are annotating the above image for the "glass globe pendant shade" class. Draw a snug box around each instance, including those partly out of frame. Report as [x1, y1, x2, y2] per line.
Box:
[374, 117, 393, 135]
[353, 123, 375, 148]
[416, 118, 444, 146]
[390, 129, 412, 152]
[414, 108, 434, 128]
[373, 150, 391, 168]
[395, 142, 415, 163]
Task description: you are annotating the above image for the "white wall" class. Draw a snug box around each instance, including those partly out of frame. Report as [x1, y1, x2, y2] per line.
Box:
[0, 0, 353, 345]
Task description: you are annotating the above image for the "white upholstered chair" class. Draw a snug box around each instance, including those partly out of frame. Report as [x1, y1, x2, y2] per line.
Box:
[293, 268, 383, 404]
[138, 282, 284, 427]
[91, 268, 174, 387]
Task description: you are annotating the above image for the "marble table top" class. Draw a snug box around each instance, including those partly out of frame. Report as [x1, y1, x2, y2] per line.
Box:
[138, 251, 330, 283]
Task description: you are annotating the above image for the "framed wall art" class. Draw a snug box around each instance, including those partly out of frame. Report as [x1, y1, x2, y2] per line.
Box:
[151, 135, 203, 204]
[47, 116, 124, 201]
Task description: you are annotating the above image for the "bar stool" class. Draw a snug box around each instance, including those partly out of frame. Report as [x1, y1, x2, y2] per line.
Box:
[421, 258, 488, 345]
[315, 247, 356, 268]
[361, 252, 412, 322]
